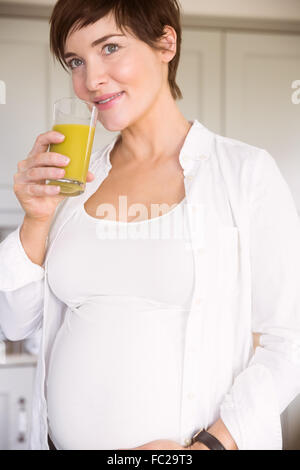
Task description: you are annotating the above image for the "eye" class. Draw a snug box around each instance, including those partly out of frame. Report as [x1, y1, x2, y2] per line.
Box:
[67, 58, 83, 70]
[66, 43, 120, 70]
[103, 43, 119, 55]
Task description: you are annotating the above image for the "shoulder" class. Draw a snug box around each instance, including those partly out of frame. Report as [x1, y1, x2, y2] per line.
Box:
[214, 132, 268, 168]
[192, 120, 269, 172]
[202, 124, 279, 205]
[210, 129, 276, 193]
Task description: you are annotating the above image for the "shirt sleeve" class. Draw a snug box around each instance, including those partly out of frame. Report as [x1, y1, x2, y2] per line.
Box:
[0, 225, 45, 291]
[219, 149, 300, 450]
[0, 225, 45, 341]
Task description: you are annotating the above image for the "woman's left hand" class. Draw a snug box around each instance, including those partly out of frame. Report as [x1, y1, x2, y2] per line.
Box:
[118, 439, 188, 450]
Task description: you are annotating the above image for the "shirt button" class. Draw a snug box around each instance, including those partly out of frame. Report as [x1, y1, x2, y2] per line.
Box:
[187, 392, 195, 400]
[195, 296, 204, 305]
[184, 438, 192, 446]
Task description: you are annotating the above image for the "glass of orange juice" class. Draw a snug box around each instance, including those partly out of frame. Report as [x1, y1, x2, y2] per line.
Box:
[46, 97, 98, 196]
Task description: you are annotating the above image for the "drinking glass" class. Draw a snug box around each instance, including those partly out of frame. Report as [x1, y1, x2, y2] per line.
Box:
[46, 97, 98, 196]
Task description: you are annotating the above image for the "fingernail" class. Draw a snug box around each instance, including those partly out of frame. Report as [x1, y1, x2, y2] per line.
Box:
[56, 134, 65, 141]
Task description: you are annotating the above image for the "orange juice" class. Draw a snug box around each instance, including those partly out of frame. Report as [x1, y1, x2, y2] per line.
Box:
[47, 123, 95, 196]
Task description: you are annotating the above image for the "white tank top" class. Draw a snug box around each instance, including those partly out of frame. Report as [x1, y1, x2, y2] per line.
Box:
[46, 198, 195, 449]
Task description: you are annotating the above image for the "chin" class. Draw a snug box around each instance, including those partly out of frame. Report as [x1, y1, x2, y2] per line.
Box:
[97, 115, 131, 133]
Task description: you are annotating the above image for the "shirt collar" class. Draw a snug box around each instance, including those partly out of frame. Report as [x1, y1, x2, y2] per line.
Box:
[100, 119, 213, 175]
[178, 119, 213, 175]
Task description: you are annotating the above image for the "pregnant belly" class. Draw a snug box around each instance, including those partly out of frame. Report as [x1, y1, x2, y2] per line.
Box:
[46, 296, 187, 450]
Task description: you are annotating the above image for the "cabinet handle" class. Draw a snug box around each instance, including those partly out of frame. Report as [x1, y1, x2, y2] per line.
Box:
[17, 397, 27, 443]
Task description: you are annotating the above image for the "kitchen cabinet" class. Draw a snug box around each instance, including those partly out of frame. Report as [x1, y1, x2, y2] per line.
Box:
[0, 17, 72, 228]
[0, 354, 37, 450]
[176, 28, 222, 134]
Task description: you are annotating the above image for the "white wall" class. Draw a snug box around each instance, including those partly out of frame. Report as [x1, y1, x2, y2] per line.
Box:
[1, 0, 300, 21]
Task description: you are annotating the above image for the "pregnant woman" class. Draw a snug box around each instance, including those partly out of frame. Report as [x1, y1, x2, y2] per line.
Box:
[1, 0, 300, 450]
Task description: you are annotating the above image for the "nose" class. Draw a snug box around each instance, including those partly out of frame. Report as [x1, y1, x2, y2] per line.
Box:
[85, 61, 108, 92]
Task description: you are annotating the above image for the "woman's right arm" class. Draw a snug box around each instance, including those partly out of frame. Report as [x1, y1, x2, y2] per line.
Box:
[0, 131, 95, 340]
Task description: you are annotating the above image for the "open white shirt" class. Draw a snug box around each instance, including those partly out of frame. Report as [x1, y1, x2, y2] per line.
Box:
[0, 119, 300, 450]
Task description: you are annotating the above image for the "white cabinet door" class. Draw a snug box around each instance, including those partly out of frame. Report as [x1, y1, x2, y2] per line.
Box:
[177, 28, 222, 134]
[0, 17, 72, 228]
[225, 31, 300, 213]
[0, 364, 36, 450]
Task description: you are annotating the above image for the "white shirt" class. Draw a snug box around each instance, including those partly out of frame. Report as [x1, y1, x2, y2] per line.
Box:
[46, 196, 193, 449]
[1, 119, 300, 450]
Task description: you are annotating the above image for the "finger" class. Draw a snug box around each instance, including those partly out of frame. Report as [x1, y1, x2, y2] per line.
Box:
[27, 131, 65, 159]
[26, 153, 70, 171]
[17, 161, 94, 183]
[17, 152, 70, 174]
[25, 183, 62, 197]
[15, 166, 66, 184]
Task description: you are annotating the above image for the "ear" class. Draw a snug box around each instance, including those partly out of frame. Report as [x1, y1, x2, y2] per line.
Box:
[159, 25, 177, 63]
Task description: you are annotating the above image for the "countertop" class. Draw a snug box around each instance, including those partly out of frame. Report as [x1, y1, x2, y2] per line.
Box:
[0, 353, 38, 368]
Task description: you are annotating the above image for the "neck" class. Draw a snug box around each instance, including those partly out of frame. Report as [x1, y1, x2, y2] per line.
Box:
[113, 89, 192, 167]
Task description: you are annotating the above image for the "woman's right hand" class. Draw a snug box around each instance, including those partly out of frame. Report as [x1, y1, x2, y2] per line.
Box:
[14, 131, 95, 224]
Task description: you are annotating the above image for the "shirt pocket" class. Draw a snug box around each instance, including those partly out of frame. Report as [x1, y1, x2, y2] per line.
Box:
[216, 225, 240, 296]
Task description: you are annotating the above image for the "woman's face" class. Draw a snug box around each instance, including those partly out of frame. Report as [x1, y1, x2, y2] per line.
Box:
[64, 13, 173, 132]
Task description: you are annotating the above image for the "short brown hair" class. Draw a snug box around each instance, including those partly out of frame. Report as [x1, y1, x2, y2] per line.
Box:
[49, 0, 183, 100]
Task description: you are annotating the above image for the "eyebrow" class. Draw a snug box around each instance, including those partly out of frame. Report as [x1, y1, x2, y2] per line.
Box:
[64, 34, 125, 59]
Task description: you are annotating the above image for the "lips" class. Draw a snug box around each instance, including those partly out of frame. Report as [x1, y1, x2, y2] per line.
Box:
[93, 91, 125, 111]
[94, 92, 124, 104]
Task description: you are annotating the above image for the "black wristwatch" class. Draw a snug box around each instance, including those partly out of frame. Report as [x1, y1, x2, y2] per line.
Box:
[190, 428, 226, 450]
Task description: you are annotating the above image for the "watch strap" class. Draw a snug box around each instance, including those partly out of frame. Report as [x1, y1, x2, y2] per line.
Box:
[191, 429, 226, 450]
